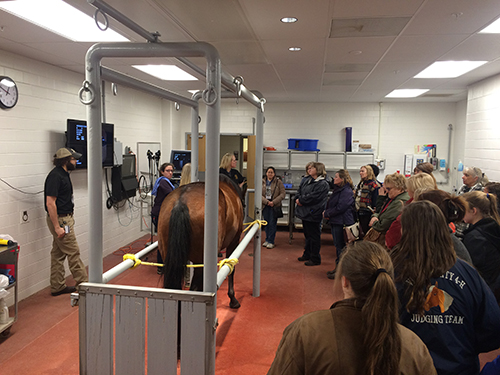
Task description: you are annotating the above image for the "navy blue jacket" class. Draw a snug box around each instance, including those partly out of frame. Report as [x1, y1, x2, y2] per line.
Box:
[323, 184, 355, 226]
[398, 259, 500, 375]
[295, 176, 329, 222]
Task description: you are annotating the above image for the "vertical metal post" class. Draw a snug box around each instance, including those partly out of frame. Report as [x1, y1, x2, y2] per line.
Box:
[253, 107, 264, 297]
[86, 56, 104, 283]
[203, 50, 221, 375]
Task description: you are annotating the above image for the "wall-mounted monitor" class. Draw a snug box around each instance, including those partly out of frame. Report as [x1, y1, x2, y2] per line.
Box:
[66, 119, 114, 169]
[170, 150, 191, 171]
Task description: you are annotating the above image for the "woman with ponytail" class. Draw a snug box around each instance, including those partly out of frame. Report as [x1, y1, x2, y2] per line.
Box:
[268, 241, 436, 375]
[462, 191, 500, 303]
[392, 201, 500, 375]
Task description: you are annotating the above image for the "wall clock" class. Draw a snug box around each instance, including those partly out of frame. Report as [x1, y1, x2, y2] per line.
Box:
[0, 76, 18, 109]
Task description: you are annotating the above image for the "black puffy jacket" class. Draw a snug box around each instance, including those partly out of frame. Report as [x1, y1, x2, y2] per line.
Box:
[295, 176, 329, 222]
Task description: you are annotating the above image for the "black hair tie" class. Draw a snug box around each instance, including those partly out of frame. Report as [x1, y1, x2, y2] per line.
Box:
[373, 268, 388, 280]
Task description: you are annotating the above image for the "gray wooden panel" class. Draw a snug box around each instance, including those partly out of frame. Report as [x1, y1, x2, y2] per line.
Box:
[86, 293, 113, 375]
[115, 296, 146, 375]
[147, 298, 178, 374]
[180, 301, 207, 375]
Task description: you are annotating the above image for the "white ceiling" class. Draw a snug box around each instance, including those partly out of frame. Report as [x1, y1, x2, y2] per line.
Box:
[1, 0, 500, 103]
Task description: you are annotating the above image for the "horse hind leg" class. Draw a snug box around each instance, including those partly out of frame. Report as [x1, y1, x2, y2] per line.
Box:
[226, 238, 241, 309]
[227, 270, 240, 309]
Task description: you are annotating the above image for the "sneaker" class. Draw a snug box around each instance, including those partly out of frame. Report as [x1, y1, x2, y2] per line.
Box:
[297, 256, 310, 262]
[304, 260, 321, 266]
[262, 241, 269, 247]
[51, 286, 76, 296]
[266, 243, 275, 249]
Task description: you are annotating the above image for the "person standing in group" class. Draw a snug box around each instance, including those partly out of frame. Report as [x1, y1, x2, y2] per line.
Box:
[219, 152, 246, 188]
[391, 201, 500, 375]
[295, 162, 329, 266]
[323, 169, 355, 279]
[268, 241, 437, 375]
[262, 166, 286, 249]
[458, 166, 487, 194]
[365, 173, 409, 246]
[414, 162, 438, 188]
[484, 182, 500, 214]
[462, 191, 500, 304]
[44, 148, 88, 296]
[354, 165, 380, 237]
[151, 162, 176, 274]
[179, 163, 191, 187]
[385, 173, 436, 250]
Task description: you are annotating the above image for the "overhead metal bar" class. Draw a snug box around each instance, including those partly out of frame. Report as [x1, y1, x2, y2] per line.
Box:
[87, 0, 265, 109]
[101, 67, 197, 108]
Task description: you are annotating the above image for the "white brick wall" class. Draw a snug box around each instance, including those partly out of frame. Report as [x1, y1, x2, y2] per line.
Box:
[0, 50, 172, 303]
[466, 74, 500, 182]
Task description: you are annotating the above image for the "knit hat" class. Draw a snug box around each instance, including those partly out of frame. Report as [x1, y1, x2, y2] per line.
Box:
[55, 147, 82, 159]
[368, 163, 380, 177]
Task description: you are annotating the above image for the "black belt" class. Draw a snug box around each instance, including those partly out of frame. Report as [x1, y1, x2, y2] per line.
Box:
[58, 212, 73, 217]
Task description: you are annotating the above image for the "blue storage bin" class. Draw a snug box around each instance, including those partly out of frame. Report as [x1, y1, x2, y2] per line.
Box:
[288, 138, 319, 151]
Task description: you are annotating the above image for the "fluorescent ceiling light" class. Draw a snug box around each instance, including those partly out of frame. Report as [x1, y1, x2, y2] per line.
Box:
[288, 47, 302, 52]
[281, 17, 298, 23]
[385, 89, 429, 98]
[188, 90, 201, 94]
[414, 61, 487, 78]
[133, 65, 198, 81]
[479, 17, 500, 33]
[0, 0, 128, 42]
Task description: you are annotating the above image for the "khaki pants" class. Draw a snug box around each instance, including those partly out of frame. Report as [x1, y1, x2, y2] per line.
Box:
[46, 214, 88, 293]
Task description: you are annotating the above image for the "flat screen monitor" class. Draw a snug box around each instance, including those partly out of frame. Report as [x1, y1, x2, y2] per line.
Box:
[170, 150, 191, 171]
[66, 119, 114, 169]
[121, 154, 136, 179]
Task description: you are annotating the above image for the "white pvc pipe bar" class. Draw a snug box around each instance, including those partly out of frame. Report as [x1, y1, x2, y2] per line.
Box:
[102, 242, 159, 284]
[217, 222, 260, 288]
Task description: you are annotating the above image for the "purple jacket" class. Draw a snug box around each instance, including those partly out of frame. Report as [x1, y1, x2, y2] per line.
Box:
[323, 184, 355, 226]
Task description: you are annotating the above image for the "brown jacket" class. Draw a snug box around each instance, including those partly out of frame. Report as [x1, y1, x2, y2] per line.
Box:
[268, 299, 437, 375]
[262, 177, 286, 208]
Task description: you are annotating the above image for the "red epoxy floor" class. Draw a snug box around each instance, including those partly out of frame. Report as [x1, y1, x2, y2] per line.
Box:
[0, 230, 498, 374]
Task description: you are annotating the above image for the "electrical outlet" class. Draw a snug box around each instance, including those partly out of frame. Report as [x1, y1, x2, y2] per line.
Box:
[20, 210, 29, 224]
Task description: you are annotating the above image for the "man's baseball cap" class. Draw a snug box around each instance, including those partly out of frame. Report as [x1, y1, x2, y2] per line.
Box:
[55, 147, 82, 160]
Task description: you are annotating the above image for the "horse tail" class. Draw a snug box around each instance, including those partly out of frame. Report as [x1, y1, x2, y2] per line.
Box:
[163, 198, 191, 289]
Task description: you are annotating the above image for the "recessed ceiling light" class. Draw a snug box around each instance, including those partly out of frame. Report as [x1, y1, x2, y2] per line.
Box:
[133, 65, 197, 81]
[0, 0, 128, 42]
[414, 61, 487, 78]
[349, 50, 362, 55]
[288, 47, 302, 52]
[385, 89, 429, 98]
[281, 17, 298, 23]
[479, 17, 500, 33]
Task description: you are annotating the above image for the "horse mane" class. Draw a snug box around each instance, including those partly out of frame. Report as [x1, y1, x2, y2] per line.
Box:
[219, 173, 242, 199]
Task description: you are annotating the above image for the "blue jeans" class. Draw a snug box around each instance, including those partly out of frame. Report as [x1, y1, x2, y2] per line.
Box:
[262, 205, 277, 244]
[330, 224, 346, 266]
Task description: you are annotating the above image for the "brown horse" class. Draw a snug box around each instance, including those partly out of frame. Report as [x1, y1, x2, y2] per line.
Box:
[157, 174, 244, 308]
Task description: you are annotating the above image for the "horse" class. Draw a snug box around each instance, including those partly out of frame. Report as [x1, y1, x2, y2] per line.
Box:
[157, 174, 244, 309]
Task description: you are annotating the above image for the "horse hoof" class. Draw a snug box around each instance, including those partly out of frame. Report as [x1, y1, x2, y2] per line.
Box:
[230, 300, 241, 309]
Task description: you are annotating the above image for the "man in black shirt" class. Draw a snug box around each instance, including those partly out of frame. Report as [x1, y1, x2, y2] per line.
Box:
[44, 148, 88, 296]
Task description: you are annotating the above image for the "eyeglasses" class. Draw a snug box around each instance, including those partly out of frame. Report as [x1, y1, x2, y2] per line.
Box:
[164, 169, 174, 173]
[385, 187, 392, 192]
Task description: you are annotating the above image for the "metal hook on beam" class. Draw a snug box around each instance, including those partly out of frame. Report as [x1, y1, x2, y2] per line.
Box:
[94, 9, 109, 31]
[79, 80, 95, 105]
